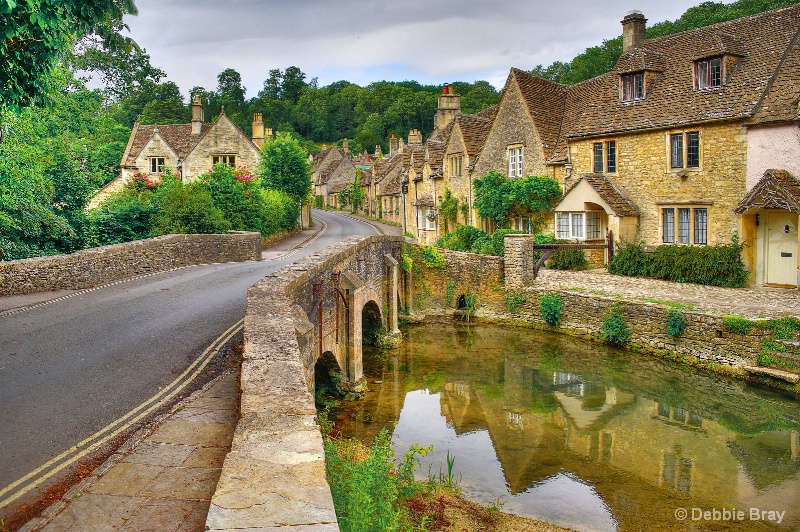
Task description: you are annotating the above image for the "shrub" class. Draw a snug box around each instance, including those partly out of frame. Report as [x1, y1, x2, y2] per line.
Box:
[436, 225, 487, 252]
[88, 192, 156, 246]
[490, 228, 522, 257]
[547, 247, 589, 270]
[723, 316, 756, 335]
[151, 180, 229, 235]
[539, 292, 562, 325]
[419, 246, 446, 269]
[608, 238, 749, 288]
[460, 287, 477, 322]
[601, 304, 631, 345]
[665, 309, 687, 338]
[504, 290, 527, 313]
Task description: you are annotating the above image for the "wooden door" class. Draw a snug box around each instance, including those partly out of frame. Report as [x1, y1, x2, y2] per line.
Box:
[766, 211, 798, 286]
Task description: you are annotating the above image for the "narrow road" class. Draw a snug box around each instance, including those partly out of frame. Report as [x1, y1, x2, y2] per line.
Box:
[0, 210, 375, 513]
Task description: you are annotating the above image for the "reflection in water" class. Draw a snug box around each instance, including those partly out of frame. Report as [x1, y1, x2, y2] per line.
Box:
[332, 324, 800, 531]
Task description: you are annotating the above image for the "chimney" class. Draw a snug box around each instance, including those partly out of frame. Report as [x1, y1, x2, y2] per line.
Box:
[622, 11, 647, 53]
[265, 127, 274, 142]
[435, 83, 461, 132]
[375, 144, 383, 157]
[408, 129, 422, 145]
[191, 94, 204, 135]
[389, 133, 399, 157]
[252, 113, 265, 147]
[342, 138, 349, 156]
[399, 137, 405, 153]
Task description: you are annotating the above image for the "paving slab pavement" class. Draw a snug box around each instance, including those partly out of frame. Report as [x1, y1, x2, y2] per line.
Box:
[22, 369, 240, 532]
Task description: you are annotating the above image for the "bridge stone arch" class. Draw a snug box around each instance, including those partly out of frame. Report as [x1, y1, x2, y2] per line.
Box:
[284, 236, 403, 393]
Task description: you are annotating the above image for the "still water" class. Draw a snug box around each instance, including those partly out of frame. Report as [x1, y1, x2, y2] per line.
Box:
[328, 323, 800, 532]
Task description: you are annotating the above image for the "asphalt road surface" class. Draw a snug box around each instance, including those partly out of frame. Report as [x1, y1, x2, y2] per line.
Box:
[0, 210, 375, 508]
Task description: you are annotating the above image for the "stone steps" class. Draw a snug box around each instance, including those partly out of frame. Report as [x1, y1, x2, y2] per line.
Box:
[743, 365, 800, 384]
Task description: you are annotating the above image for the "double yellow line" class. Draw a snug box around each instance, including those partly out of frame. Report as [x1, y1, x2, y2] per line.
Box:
[0, 319, 244, 509]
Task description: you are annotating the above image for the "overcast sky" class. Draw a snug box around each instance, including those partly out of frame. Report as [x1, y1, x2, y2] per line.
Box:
[123, 0, 701, 98]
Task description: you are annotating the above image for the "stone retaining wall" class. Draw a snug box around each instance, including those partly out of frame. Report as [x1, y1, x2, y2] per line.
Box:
[408, 244, 767, 367]
[0, 232, 262, 296]
[206, 235, 402, 532]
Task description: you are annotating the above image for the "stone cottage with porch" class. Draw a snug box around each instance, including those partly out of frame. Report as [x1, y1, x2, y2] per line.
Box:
[88, 96, 266, 209]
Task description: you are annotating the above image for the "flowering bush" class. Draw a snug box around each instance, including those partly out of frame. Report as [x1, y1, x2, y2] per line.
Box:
[234, 165, 254, 182]
[127, 171, 157, 193]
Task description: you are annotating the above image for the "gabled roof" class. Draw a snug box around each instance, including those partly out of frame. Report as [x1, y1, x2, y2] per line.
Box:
[561, 4, 800, 139]
[455, 109, 495, 160]
[748, 28, 800, 125]
[425, 123, 450, 178]
[735, 169, 800, 214]
[124, 123, 212, 165]
[379, 170, 403, 196]
[372, 153, 402, 185]
[558, 173, 640, 217]
[510, 68, 568, 159]
[413, 193, 435, 207]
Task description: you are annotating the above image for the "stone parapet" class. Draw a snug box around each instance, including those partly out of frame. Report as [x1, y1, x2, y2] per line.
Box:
[0, 232, 262, 296]
[206, 234, 403, 531]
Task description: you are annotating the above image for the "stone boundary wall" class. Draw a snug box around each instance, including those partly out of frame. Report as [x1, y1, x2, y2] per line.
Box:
[0, 232, 262, 296]
[410, 247, 767, 367]
[206, 235, 402, 532]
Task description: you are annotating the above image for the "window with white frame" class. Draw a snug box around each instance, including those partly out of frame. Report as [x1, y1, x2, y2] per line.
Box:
[508, 146, 523, 177]
[695, 57, 722, 89]
[417, 207, 436, 230]
[211, 154, 236, 167]
[516, 216, 533, 234]
[557, 211, 603, 240]
[149, 157, 165, 173]
[662, 207, 708, 245]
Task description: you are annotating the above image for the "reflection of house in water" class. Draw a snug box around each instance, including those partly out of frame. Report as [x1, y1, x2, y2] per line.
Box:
[436, 355, 800, 530]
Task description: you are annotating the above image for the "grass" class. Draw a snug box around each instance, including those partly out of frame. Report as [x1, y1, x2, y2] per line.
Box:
[635, 297, 696, 310]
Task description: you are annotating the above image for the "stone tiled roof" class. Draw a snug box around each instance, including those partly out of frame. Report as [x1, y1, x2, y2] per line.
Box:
[413, 194, 435, 207]
[748, 30, 800, 125]
[380, 171, 403, 196]
[561, 173, 640, 217]
[511, 68, 568, 159]
[456, 110, 495, 159]
[124, 123, 212, 165]
[425, 136, 448, 178]
[404, 144, 425, 180]
[372, 153, 401, 185]
[561, 5, 800, 139]
[358, 168, 372, 186]
[735, 169, 800, 214]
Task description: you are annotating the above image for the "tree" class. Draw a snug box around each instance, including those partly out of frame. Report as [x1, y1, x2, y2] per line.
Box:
[473, 172, 561, 229]
[216, 68, 246, 108]
[1, 0, 140, 110]
[257, 133, 311, 204]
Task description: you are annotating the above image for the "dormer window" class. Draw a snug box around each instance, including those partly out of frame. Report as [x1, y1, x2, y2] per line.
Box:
[149, 157, 165, 174]
[695, 57, 722, 89]
[621, 72, 644, 101]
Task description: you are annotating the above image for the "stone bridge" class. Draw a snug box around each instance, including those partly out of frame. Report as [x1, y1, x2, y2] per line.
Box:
[207, 234, 404, 531]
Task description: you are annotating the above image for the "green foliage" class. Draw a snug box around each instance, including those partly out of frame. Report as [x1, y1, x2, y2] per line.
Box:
[490, 228, 522, 257]
[723, 316, 758, 335]
[445, 280, 457, 308]
[504, 290, 527, 314]
[151, 178, 228, 235]
[461, 287, 477, 322]
[438, 189, 459, 231]
[324, 428, 432, 532]
[88, 188, 156, 246]
[419, 246, 446, 269]
[601, 304, 631, 346]
[608, 239, 749, 288]
[666, 309, 687, 339]
[539, 292, 563, 325]
[436, 225, 488, 252]
[1, 0, 139, 110]
[547, 246, 589, 271]
[473, 172, 561, 229]
[257, 133, 312, 204]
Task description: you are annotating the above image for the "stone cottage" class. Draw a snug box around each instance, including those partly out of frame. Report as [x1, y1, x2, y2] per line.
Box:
[88, 96, 266, 209]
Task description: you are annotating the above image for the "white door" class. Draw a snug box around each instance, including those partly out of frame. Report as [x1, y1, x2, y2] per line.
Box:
[766, 211, 798, 286]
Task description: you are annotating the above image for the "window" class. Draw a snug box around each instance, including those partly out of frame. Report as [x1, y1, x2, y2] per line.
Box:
[606, 141, 617, 173]
[586, 212, 602, 240]
[449, 155, 463, 177]
[670, 132, 700, 169]
[593, 143, 603, 173]
[592, 141, 617, 173]
[695, 57, 722, 89]
[556, 211, 603, 240]
[212, 154, 236, 167]
[417, 207, 435, 230]
[621, 72, 644, 101]
[149, 157, 165, 173]
[662, 207, 707, 244]
[508, 146, 523, 177]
